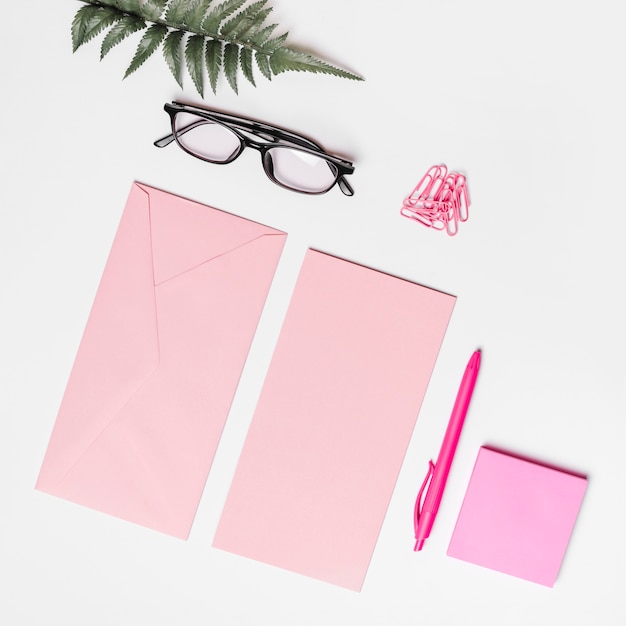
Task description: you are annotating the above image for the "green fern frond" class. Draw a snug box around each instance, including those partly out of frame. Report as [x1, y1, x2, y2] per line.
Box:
[204, 39, 222, 93]
[220, 0, 267, 37]
[164, 0, 191, 25]
[202, 0, 247, 34]
[142, 0, 169, 21]
[240, 46, 255, 86]
[124, 0, 142, 11]
[72, 5, 103, 51]
[101, 14, 145, 59]
[185, 34, 206, 96]
[223, 42, 239, 93]
[72, 0, 363, 95]
[268, 47, 360, 80]
[124, 23, 168, 78]
[247, 22, 277, 47]
[162, 29, 185, 86]
[257, 31, 286, 54]
[254, 49, 271, 81]
[183, 0, 213, 30]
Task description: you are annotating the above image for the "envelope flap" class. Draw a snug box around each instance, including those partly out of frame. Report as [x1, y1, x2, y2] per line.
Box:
[136, 183, 283, 284]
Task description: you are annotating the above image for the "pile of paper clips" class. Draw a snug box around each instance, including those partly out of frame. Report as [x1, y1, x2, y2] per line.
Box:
[400, 164, 470, 236]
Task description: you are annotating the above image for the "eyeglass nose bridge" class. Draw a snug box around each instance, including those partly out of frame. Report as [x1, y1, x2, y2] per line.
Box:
[239, 134, 270, 152]
[216, 126, 278, 166]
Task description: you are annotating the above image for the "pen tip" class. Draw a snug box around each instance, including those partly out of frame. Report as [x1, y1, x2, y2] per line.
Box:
[414, 539, 424, 551]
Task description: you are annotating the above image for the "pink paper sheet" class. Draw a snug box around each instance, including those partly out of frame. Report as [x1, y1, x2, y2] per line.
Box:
[37, 183, 286, 538]
[214, 249, 455, 590]
[447, 447, 587, 586]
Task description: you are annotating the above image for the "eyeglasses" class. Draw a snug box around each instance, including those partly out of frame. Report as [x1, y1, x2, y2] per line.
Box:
[154, 102, 355, 196]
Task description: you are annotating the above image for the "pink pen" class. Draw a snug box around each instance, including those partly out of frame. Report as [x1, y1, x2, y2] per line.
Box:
[414, 350, 481, 551]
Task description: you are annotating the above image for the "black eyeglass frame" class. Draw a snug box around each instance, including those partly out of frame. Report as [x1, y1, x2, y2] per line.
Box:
[154, 102, 355, 196]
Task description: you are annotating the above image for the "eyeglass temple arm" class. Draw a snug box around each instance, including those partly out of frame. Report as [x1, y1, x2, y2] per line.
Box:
[154, 107, 321, 152]
[337, 176, 354, 196]
[232, 117, 326, 153]
[167, 106, 349, 162]
[153, 121, 319, 154]
[154, 119, 211, 147]
[154, 133, 175, 147]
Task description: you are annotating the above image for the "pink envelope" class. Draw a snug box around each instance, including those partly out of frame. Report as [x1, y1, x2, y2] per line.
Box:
[447, 447, 587, 586]
[36, 182, 286, 539]
[213, 249, 455, 590]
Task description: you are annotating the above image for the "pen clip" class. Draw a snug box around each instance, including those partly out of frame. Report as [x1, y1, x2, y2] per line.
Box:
[413, 460, 435, 532]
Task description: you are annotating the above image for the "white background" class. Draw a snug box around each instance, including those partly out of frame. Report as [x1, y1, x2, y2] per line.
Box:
[1, 1, 624, 623]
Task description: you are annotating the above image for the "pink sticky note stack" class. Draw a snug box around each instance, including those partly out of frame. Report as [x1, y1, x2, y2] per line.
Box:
[447, 447, 587, 587]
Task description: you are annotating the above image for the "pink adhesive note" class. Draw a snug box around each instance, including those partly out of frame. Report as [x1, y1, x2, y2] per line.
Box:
[36, 182, 286, 539]
[447, 447, 587, 586]
[213, 249, 455, 591]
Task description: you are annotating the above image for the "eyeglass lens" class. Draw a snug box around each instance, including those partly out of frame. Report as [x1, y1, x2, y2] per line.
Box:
[173, 111, 339, 194]
[265, 147, 338, 194]
[174, 112, 241, 162]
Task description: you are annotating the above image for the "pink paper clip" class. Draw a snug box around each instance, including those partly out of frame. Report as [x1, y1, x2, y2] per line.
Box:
[455, 175, 470, 222]
[401, 166, 450, 229]
[439, 173, 465, 235]
[400, 165, 470, 236]
[403, 164, 448, 208]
